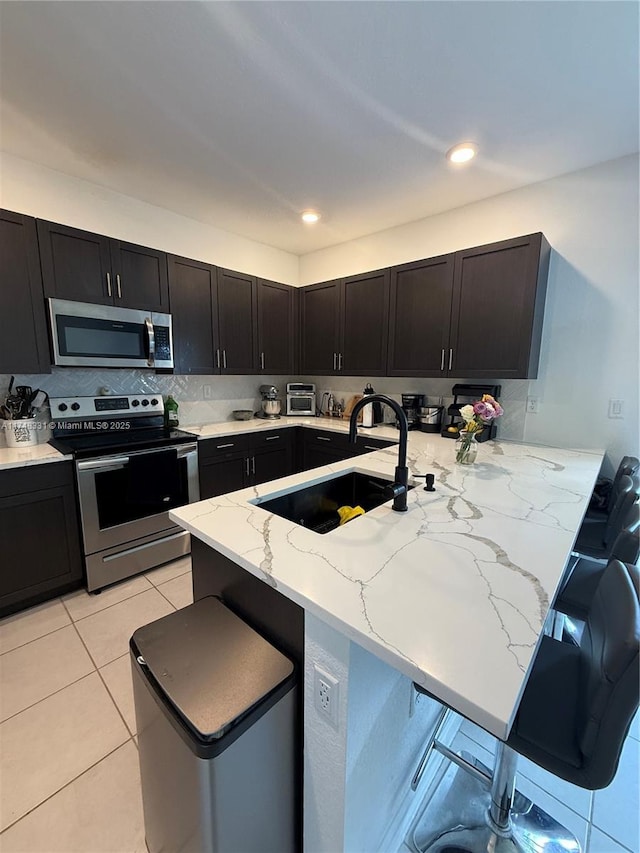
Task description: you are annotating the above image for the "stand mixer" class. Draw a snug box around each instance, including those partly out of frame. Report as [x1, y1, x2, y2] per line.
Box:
[258, 385, 282, 419]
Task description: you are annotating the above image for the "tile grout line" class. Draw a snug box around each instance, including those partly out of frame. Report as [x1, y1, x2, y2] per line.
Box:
[0, 668, 95, 726]
[62, 599, 135, 738]
[68, 584, 158, 625]
[0, 738, 137, 836]
[0, 596, 70, 656]
[0, 619, 75, 659]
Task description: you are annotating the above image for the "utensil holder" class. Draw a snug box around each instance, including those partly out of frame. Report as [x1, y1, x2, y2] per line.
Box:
[2, 419, 39, 448]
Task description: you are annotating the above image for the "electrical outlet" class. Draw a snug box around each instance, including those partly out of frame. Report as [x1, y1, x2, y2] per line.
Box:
[608, 399, 624, 419]
[203, 384, 212, 400]
[314, 664, 339, 727]
[526, 396, 539, 414]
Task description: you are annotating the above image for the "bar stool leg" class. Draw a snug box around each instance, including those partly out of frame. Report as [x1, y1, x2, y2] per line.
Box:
[414, 742, 582, 853]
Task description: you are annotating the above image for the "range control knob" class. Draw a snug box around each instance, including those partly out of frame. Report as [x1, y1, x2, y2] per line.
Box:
[131, 399, 140, 407]
[151, 398, 159, 406]
[141, 399, 150, 407]
[58, 403, 68, 412]
[71, 403, 80, 411]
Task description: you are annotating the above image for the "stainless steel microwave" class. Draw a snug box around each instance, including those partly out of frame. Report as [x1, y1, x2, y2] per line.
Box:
[48, 299, 174, 369]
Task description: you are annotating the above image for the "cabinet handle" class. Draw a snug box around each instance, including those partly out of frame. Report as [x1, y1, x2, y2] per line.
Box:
[260, 352, 265, 370]
[251, 456, 256, 475]
[338, 352, 343, 371]
[440, 349, 445, 371]
[216, 443, 235, 449]
[265, 435, 280, 441]
[316, 436, 332, 442]
[116, 274, 122, 299]
[223, 350, 227, 369]
[448, 348, 453, 371]
[215, 349, 220, 369]
[333, 352, 337, 371]
[245, 457, 250, 477]
[106, 272, 112, 298]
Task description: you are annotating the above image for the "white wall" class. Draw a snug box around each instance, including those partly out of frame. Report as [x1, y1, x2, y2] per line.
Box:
[300, 156, 640, 473]
[0, 152, 299, 284]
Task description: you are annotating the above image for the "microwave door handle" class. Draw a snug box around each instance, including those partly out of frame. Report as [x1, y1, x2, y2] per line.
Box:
[145, 318, 156, 367]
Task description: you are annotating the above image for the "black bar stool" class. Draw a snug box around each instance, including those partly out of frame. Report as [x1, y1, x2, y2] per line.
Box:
[414, 559, 639, 853]
[573, 475, 638, 560]
[586, 455, 639, 519]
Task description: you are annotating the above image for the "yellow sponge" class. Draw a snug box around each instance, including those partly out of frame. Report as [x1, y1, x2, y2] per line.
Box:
[337, 505, 365, 526]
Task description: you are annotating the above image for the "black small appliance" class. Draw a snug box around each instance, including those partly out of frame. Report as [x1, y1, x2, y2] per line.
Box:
[441, 384, 502, 441]
[396, 393, 425, 431]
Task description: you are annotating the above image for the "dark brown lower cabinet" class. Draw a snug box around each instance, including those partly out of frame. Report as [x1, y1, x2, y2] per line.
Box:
[299, 428, 395, 472]
[198, 430, 294, 499]
[0, 462, 83, 617]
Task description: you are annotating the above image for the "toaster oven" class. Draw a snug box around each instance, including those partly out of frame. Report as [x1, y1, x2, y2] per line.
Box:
[286, 383, 316, 416]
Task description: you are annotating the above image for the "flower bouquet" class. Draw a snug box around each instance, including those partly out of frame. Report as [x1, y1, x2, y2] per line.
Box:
[455, 394, 504, 464]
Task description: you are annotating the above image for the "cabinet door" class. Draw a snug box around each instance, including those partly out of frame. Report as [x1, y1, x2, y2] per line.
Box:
[0, 472, 83, 617]
[387, 255, 454, 377]
[252, 446, 292, 486]
[198, 455, 248, 499]
[217, 269, 257, 374]
[341, 270, 390, 376]
[300, 280, 341, 374]
[168, 255, 220, 374]
[110, 240, 169, 312]
[449, 234, 550, 379]
[257, 279, 294, 374]
[302, 444, 347, 472]
[37, 220, 113, 305]
[0, 210, 51, 374]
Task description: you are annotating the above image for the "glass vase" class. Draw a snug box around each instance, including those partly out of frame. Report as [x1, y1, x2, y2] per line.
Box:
[455, 430, 478, 465]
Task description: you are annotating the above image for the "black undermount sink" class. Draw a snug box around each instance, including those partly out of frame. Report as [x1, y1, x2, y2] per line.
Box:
[257, 472, 414, 534]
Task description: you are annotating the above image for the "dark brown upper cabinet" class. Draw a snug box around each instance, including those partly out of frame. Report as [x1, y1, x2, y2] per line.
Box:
[37, 220, 169, 313]
[0, 210, 51, 374]
[341, 270, 390, 376]
[449, 233, 550, 379]
[168, 255, 220, 375]
[301, 271, 390, 376]
[257, 279, 296, 374]
[168, 260, 258, 375]
[217, 268, 257, 374]
[300, 279, 341, 374]
[387, 254, 455, 377]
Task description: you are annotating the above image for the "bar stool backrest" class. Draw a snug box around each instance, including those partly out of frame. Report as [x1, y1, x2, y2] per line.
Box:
[603, 476, 639, 548]
[578, 560, 639, 787]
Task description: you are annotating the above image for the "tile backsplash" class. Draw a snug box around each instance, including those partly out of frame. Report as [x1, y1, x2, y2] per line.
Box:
[0, 370, 528, 445]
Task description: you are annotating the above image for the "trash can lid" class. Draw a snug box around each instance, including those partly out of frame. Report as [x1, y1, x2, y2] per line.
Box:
[131, 597, 294, 741]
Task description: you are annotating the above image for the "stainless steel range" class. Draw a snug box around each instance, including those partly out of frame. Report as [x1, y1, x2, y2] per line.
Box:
[49, 394, 199, 592]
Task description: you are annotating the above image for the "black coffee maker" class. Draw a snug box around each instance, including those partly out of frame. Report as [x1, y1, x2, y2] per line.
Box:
[397, 393, 425, 430]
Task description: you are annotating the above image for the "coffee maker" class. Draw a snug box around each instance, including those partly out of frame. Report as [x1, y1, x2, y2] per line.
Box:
[257, 384, 282, 419]
[396, 393, 425, 430]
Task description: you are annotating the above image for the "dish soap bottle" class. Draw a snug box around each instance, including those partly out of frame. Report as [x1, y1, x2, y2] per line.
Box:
[164, 395, 179, 428]
[362, 383, 375, 428]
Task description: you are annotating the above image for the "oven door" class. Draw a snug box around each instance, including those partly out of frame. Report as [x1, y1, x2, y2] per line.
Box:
[287, 394, 315, 415]
[76, 443, 199, 555]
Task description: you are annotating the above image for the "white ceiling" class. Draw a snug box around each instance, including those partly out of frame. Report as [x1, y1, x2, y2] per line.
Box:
[1, 1, 638, 255]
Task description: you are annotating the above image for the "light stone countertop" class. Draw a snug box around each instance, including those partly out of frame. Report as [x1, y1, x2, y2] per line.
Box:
[0, 442, 71, 471]
[171, 430, 603, 739]
[182, 415, 399, 440]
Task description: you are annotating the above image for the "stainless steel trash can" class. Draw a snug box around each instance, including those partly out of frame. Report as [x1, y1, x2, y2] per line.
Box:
[131, 596, 296, 853]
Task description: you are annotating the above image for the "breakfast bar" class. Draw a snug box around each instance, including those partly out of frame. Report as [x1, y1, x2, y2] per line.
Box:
[170, 427, 603, 849]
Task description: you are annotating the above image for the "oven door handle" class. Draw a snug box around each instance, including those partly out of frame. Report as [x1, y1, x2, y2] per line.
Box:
[77, 443, 198, 471]
[145, 317, 156, 368]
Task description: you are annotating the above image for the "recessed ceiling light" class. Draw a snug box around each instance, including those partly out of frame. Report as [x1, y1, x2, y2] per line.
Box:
[446, 142, 478, 164]
[301, 210, 321, 224]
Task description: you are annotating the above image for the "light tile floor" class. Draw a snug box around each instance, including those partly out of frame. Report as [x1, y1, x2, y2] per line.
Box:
[1, 556, 638, 852]
[0, 556, 193, 852]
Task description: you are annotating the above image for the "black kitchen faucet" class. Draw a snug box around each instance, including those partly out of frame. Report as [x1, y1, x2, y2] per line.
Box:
[349, 394, 410, 512]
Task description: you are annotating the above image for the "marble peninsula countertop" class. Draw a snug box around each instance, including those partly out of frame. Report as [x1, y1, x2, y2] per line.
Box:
[171, 428, 603, 740]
